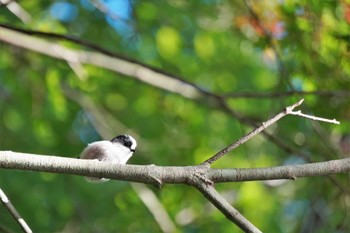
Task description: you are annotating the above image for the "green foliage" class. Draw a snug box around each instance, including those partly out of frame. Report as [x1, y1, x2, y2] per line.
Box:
[0, 1, 349, 232]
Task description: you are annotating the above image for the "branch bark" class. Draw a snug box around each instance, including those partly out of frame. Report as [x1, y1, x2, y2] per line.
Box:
[1, 151, 350, 233]
[1, 151, 349, 185]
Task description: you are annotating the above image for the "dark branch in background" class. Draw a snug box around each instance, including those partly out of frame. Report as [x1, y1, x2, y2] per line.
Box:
[222, 90, 350, 98]
[0, 188, 32, 233]
[2, 23, 348, 100]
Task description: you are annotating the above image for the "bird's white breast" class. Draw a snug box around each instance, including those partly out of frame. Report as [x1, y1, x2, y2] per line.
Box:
[80, 140, 133, 164]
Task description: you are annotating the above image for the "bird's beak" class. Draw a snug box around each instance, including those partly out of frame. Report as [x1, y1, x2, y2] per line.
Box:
[130, 149, 136, 152]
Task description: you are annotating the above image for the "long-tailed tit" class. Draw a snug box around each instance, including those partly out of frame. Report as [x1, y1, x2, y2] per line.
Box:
[79, 134, 137, 182]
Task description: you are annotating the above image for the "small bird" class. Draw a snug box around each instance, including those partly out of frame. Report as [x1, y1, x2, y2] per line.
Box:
[79, 134, 137, 182]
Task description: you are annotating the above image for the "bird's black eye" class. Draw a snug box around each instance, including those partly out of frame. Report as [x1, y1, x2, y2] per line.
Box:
[124, 141, 132, 148]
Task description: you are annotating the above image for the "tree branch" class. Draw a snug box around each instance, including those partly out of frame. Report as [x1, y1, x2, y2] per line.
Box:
[0, 188, 32, 233]
[1, 151, 349, 184]
[210, 159, 350, 182]
[194, 182, 262, 233]
[289, 110, 340, 124]
[222, 90, 350, 99]
[2, 151, 350, 232]
[0, 25, 206, 100]
[202, 99, 340, 165]
[202, 99, 305, 164]
[0, 1, 31, 23]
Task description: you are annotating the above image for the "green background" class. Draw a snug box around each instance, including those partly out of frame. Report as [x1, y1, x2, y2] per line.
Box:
[0, 1, 349, 232]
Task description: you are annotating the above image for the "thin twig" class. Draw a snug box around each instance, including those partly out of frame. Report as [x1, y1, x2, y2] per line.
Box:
[289, 110, 340, 124]
[0, 188, 32, 233]
[201, 99, 305, 165]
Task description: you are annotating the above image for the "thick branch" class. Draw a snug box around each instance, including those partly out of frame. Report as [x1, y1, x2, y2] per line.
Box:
[1, 151, 349, 232]
[210, 159, 350, 182]
[1, 151, 349, 185]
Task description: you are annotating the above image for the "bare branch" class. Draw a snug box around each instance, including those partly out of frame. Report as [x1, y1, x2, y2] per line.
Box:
[202, 99, 305, 165]
[194, 182, 261, 233]
[0, 151, 197, 185]
[210, 159, 350, 182]
[0, 188, 32, 233]
[0, 1, 31, 23]
[289, 110, 340, 125]
[202, 99, 341, 165]
[0, 26, 205, 99]
[1, 151, 350, 184]
[1, 151, 350, 232]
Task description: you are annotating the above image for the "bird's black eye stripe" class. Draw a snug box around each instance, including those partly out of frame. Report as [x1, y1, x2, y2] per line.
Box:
[111, 134, 134, 149]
